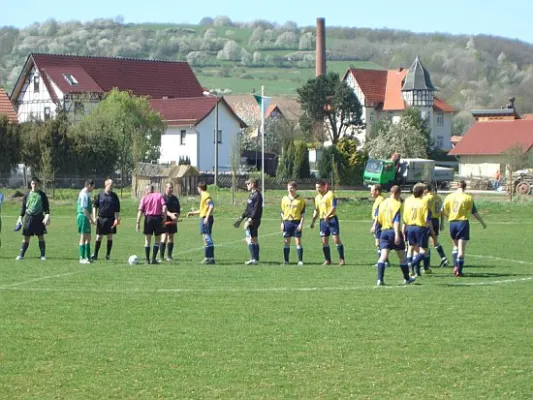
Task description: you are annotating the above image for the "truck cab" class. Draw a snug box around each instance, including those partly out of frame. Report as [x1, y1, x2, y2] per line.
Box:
[363, 159, 397, 188]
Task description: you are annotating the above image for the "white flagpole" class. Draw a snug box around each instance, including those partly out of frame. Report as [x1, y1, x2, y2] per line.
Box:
[261, 85, 265, 206]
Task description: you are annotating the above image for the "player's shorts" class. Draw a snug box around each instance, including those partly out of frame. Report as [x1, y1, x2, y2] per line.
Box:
[449, 220, 470, 241]
[406, 225, 429, 248]
[77, 214, 92, 234]
[430, 219, 440, 237]
[144, 215, 163, 236]
[23, 214, 47, 236]
[283, 220, 302, 238]
[96, 216, 117, 235]
[247, 220, 260, 238]
[163, 217, 178, 234]
[374, 222, 382, 240]
[200, 215, 214, 235]
[380, 228, 406, 251]
[320, 216, 340, 237]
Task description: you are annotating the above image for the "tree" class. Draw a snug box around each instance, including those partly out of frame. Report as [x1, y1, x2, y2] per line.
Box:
[0, 115, 21, 175]
[337, 137, 367, 184]
[293, 141, 310, 179]
[297, 72, 364, 145]
[318, 145, 343, 186]
[276, 138, 295, 180]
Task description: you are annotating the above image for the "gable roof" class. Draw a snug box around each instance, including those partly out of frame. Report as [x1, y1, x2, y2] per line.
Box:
[0, 87, 18, 123]
[226, 95, 301, 120]
[11, 53, 204, 103]
[150, 96, 247, 128]
[448, 119, 533, 156]
[344, 69, 387, 103]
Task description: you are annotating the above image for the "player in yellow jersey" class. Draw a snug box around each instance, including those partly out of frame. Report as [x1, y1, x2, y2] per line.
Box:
[370, 184, 389, 267]
[423, 184, 448, 268]
[310, 179, 345, 265]
[375, 186, 415, 286]
[442, 180, 487, 277]
[187, 182, 215, 264]
[280, 181, 306, 265]
[403, 184, 433, 277]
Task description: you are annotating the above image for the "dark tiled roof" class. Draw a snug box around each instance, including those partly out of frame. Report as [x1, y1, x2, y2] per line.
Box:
[401, 56, 436, 91]
[449, 119, 533, 155]
[0, 87, 18, 123]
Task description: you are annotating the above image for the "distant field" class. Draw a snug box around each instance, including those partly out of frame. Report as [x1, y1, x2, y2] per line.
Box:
[0, 191, 532, 398]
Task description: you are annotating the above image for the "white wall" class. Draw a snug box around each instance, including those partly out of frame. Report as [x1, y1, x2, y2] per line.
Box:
[160, 126, 198, 166]
[15, 66, 58, 122]
[457, 155, 504, 178]
[432, 112, 453, 150]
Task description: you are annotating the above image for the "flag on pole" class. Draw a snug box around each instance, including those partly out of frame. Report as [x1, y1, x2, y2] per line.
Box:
[253, 94, 272, 117]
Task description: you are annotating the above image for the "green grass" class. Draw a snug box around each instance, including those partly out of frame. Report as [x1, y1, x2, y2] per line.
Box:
[0, 192, 532, 399]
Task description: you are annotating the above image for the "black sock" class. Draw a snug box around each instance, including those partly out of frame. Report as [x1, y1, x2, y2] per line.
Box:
[283, 246, 290, 262]
[435, 244, 446, 259]
[377, 262, 385, 281]
[322, 246, 331, 262]
[168, 242, 174, 258]
[253, 243, 259, 261]
[106, 240, 113, 257]
[38, 241, 45, 257]
[297, 246, 303, 262]
[20, 241, 29, 257]
[152, 244, 160, 262]
[160, 242, 166, 259]
[400, 264, 410, 280]
[337, 244, 345, 259]
[145, 245, 150, 261]
[94, 240, 102, 257]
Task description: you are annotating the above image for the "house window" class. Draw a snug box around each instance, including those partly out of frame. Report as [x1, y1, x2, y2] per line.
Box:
[436, 113, 444, 126]
[63, 73, 78, 85]
[33, 75, 40, 92]
[436, 136, 444, 148]
[215, 130, 222, 144]
[180, 130, 186, 145]
[44, 107, 51, 121]
[74, 101, 84, 114]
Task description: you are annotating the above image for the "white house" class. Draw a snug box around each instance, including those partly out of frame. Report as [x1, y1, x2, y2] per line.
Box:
[10, 53, 204, 122]
[342, 56, 456, 150]
[150, 97, 247, 173]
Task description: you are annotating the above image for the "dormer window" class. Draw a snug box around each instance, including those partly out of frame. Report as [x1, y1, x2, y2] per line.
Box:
[33, 75, 40, 92]
[63, 73, 78, 85]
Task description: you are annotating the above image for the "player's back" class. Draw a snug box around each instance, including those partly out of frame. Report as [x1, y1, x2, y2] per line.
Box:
[444, 192, 474, 221]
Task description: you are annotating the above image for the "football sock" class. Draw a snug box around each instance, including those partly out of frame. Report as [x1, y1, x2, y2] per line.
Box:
[248, 243, 255, 260]
[206, 245, 214, 259]
[79, 244, 85, 259]
[435, 244, 446, 259]
[377, 262, 386, 281]
[283, 245, 290, 263]
[297, 246, 303, 262]
[20, 241, 29, 257]
[400, 263, 410, 280]
[255, 244, 260, 261]
[458, 257, 465, 273]
[322, 245, 331, 262]
[145, 245, 150, 261]
[336, 244, 345, 260]
[406, 256, 413, 273]
[106, 240, 113, 257]
[204, 246, 209, 259]
[152, 244, 159, 262]
[38, 241, 45, 257]
[84, 243, 90, 260]
[413, 253, 425, 275]
[168, 242, 174, 258]
[452, 249, 458, 265]
[159, 242, 166, 259]
[94, 240, 102, 258]
[424, 253, 431, 270]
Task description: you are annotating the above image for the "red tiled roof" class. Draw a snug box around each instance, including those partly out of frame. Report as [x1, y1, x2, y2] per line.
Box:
[451, 135, 463, 144]
[0, 87, 18, 123]
[13, 53, 204, 103]
[434, 96, 456, 113]
[150, 97, 246, 128]
[449, 119, 533, 155]
[522, 113, 533, 120]
[346, 68, 387, 103]
[383, 69, 408, 111]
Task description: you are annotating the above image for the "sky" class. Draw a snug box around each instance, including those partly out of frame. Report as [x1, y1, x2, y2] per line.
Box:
[1, 0, 533, 44]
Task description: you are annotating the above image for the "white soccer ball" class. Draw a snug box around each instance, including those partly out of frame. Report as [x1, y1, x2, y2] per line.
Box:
[128, 255, 139, 265]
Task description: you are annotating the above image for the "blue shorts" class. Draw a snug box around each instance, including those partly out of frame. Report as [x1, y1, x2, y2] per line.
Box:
[320, 216, 340, 237]
[450, 220, 470, 241]
[380, 229, 406, 251]
[406, 225, 429, 248]
[283, 220, 302, 238]
[200, 216, 214, 235]
[374, 222, 382, 240]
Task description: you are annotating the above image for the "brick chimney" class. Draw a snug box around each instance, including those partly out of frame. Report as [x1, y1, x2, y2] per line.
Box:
[316, 17, 326, 77]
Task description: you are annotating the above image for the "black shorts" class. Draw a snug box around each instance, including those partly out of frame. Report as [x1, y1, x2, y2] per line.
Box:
[96, 216, 117, 235]
[163, 217, 178, 234]
[247, 220, 261, 238]
[23, 214, 47, 237]
[144, 215, 163, 236]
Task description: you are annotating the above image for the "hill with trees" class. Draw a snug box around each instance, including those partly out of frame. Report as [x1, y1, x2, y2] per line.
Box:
[2, 16, 533, 135]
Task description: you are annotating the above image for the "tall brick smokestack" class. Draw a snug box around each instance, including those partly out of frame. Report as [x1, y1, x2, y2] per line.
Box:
[316, 17, 326, 77]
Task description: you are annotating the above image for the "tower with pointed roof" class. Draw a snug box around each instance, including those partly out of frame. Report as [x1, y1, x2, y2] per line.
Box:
[401, 56, 435, 108]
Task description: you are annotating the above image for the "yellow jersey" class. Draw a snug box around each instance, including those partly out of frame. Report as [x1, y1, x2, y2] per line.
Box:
[315, 191, 337, 219]
[377, 198, 403, 230]
[281, 195, 306, 221]
[423, 193, 443, 219]
[199, 191, 214, 217]
[443, 192, 477, 221]
[403, 196, 430, 227]
[372, 195, 385, 221]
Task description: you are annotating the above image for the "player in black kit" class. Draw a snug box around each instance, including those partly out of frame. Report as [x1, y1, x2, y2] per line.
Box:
[91, 179, 121, 261]
[160, 182, 181, 262]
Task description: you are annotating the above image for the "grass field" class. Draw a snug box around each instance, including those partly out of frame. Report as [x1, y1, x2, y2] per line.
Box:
[0, 190, 532, 399]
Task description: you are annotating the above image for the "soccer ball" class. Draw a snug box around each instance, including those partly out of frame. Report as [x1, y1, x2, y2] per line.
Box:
[128, 255, 139, 265]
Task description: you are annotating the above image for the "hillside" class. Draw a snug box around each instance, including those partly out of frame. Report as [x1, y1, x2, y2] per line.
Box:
[2, 17, 533, 132]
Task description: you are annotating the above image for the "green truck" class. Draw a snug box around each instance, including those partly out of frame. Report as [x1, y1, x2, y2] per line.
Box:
[363, 158, 455, 190]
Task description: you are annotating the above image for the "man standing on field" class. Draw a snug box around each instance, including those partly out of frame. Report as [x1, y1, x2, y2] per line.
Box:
[160, 182, 181, 262]
[0, 189, 4, 249]
[91, 179, 121, 261]
[16, 177, 50, 261]
[78, 179, 96, 264]
[136, 185, 167, 264]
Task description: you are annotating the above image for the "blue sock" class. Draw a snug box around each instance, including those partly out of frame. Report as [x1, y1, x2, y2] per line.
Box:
[39, 241, 46, 257]
[336, 244, 345, 260]
[400, 264, 410, 280]
[377, 262, 385, 281]
[248, 243, 255, 260]
[207, 245, 214, 259]
[253, 243, 259, 261]
[323, 246, 331, 262]
[413, 253, 425, 275]
[297, 246, 303, 262]
[407, 256, 413, 272]
[20, 241, 29, 257]
[204, 246, 209, 259]
[458, 257, 464, 273]
[435, 245, 446, 259]
[452, 249, 458, 265]
[424, 253, 431, 270]
[283, 246, 290, 263]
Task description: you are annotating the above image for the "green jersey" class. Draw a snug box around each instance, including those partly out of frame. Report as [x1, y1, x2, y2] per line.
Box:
[26, 191, 43, 215]
[77, 188, 91, 215]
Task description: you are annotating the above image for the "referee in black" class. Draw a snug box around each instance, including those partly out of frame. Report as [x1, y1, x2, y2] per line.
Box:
[160, 182, 181, 261]
[242, 178, 263, 265]
[91, 179, 121, 261]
